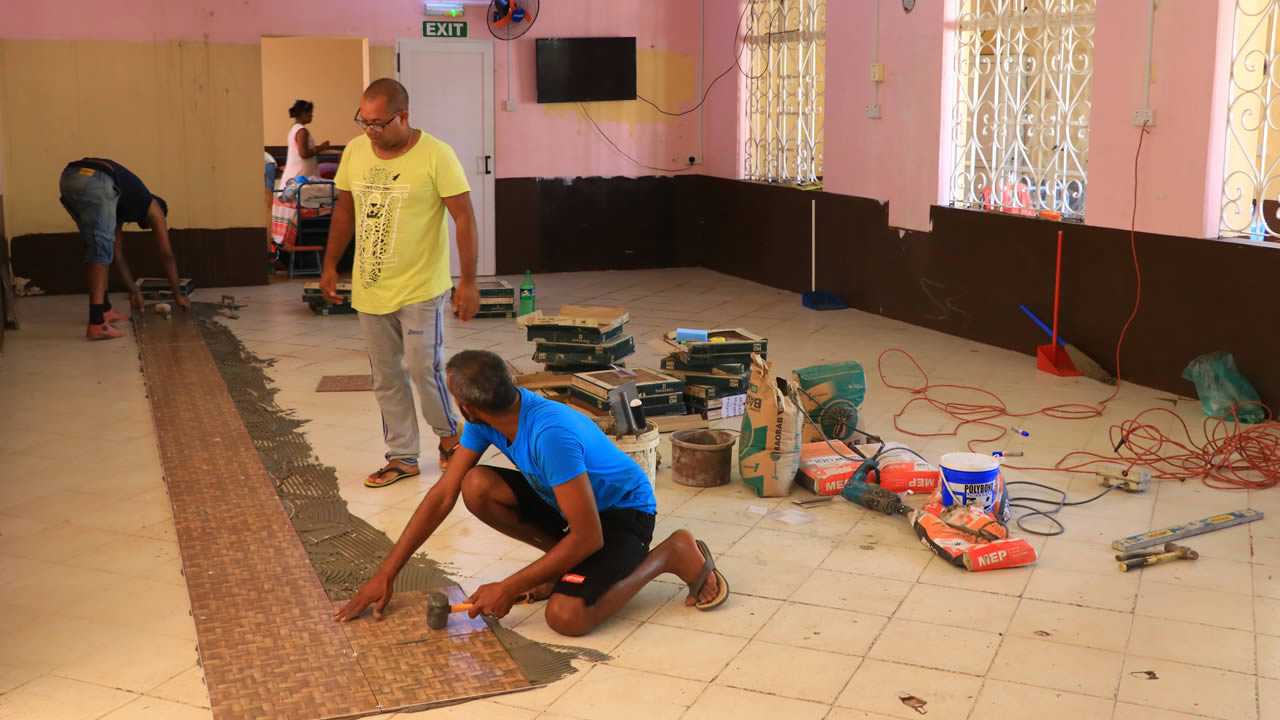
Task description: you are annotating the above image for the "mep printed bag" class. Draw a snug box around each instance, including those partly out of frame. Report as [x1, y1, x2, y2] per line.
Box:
[792, 361, 867, 444]
[739, 355, 804, 497]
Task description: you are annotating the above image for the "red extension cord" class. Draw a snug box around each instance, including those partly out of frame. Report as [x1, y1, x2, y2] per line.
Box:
[878, 125, 1280, 491]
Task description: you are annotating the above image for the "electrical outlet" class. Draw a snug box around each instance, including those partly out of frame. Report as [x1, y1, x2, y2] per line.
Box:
[505, 99, 517, 112]
[1132, 108, 1156, 127]
[866, 104, 882, 119]
[686, 155, 702, 165]
[870, 61, 885, 83]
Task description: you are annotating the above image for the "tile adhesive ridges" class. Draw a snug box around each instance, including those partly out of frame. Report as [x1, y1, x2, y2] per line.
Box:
[192, 306, 609, 682]
[135, 305, 603, 719]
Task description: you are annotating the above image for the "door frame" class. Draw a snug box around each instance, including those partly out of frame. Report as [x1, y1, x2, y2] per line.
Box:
[395, 36, 496, 277]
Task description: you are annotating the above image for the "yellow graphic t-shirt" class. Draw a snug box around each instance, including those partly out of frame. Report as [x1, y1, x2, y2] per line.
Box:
[334, 132, 471, 315]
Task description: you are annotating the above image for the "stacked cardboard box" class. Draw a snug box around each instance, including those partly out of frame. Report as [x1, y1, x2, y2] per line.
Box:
[136, 277, 195, 301]
[522, 306, 635, 373]
[459, 279, 517, 319]
[569, 368, 688, 418]
[656, 329, 766, 420]
[302, 281, 356, 315]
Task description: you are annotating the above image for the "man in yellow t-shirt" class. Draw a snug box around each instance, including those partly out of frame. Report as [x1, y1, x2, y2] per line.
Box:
[321, 78, 481, 489]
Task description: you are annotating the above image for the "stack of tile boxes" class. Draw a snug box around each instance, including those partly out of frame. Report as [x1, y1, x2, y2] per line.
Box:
[467, 280, 516, 318]
[136, 277, 195, 301]
[302, 280, 355, 315]
[525, 306, 635, 374]
[568, 368, 689, 418]
[659, 329, 767, 420]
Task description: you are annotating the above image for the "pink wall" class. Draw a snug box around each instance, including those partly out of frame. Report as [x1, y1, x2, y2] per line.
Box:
[491, 1, 701, 179]
[0, 0, 432, 45]
[1, 0, 702, 180]
[700, 0, 746, 180]
[1086, 0, 1233, 238]
[703, 0, 1238, 238]
[822, 0, 953, 231]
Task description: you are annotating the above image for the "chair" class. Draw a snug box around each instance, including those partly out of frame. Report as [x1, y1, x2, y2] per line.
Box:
[276, 179, 336, 278]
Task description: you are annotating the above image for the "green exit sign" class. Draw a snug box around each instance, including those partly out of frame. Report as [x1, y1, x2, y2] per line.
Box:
[423, 21, 468, 38]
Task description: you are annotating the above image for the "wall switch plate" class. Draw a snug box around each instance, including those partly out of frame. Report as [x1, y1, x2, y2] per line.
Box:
[505, 99, 517, 112]
[870, 62, 885, 83]
[866, 104, 882, 119]
[1132, 108, 1156, 127]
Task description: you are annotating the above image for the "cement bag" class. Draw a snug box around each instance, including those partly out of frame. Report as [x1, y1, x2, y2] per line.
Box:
[739, 355, 804, 497]
[793, 361, 866, 444]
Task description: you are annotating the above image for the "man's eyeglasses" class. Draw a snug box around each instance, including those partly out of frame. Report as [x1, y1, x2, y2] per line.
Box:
[354, 109, 404, 133]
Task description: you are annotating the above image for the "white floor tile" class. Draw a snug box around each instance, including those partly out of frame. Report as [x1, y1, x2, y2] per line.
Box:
[7, 270, 1276, 720]
[987, 636, 1125, 699]
[716, 640, 859, 703]
[836, 659, 982, 720]
[1117, 655, 1258, 720]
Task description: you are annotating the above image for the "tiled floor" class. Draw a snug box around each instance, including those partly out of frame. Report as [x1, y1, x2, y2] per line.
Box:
[2, 267, 1278, 720]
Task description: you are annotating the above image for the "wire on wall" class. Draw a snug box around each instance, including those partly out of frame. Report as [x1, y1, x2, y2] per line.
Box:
[587, 1, 779, 172]
[579, 103, 694, 173]
[635, 0, 777, 117]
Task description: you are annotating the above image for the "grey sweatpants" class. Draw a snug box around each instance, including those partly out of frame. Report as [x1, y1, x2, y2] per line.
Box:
[358, 291, 460, 463]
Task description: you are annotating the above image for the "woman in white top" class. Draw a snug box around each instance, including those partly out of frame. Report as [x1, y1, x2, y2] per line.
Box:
[280, 100, 330, 186]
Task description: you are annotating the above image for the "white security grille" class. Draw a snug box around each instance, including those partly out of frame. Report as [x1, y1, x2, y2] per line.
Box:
[1222, 0, 1280, 240]
[950, 0, 1095, 219]
[743, 0, 825, 184]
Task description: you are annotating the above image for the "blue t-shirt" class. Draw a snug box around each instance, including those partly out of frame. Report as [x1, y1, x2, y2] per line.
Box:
[460, 389, 657, 516]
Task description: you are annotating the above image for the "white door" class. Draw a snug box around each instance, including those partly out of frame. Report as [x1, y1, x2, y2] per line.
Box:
[396, 37, 496, 277]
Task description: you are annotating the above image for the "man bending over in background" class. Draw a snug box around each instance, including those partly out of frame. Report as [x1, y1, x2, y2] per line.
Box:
[58, 158, 187, 340]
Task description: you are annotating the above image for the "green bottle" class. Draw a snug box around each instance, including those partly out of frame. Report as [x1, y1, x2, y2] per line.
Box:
[519, 269, 536, 316]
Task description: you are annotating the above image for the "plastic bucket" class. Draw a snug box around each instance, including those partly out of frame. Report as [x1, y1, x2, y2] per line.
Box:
[596, 419, 660, 487]
[670, 430, 736, 487]
[939, 452, 1001, 511]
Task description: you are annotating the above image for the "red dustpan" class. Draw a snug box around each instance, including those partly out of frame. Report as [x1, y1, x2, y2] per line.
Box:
[1037, 230, 1080, 377]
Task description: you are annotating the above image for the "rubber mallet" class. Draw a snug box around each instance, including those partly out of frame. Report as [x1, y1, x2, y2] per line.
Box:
[425, 590, 540, 629]
[1117, 542, 1198, 572]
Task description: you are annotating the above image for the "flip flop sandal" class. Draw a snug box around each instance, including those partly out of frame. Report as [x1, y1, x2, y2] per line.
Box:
[365, 464, 420, 488]
[687, 539, 730, 611]
[512, 588, 553, 605]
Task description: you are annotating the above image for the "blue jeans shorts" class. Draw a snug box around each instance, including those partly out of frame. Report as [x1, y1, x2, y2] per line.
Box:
[59, 166, 119, 265]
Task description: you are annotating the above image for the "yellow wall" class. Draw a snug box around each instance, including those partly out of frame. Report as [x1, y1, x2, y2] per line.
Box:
[370, 46, 396, 87]
[1, 39, 264, 236]
[260, 36, 369, 148]
[0, 41, 8, 203]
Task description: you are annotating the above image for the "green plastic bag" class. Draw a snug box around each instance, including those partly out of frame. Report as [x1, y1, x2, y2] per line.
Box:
[792, 361, 867, 444]
[1181, 352, 1264, 423]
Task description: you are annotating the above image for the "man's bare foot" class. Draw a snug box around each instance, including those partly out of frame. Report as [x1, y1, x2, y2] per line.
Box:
[527, 580, 556, 602]
[664, 530, 722, 607]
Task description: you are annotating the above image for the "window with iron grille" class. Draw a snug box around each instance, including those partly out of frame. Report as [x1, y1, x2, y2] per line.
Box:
[1221, 0, 1280, 242]
[950, 0, 1095, 219]
[743, 0, 825, 184]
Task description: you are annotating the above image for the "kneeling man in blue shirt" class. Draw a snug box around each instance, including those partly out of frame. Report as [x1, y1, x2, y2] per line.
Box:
[335, 349, 729, 635]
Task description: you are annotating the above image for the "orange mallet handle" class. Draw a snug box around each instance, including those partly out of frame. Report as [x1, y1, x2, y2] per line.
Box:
[453, 592, 538, 614]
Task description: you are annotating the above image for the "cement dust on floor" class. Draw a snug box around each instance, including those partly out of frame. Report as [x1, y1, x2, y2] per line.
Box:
[1, 267, 1275, 720]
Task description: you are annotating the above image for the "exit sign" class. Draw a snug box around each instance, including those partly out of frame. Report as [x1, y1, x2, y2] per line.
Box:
[423, 21, 467, 38]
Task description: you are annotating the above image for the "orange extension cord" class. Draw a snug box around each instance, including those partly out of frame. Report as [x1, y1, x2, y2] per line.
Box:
[878, 125, 1280, 491]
